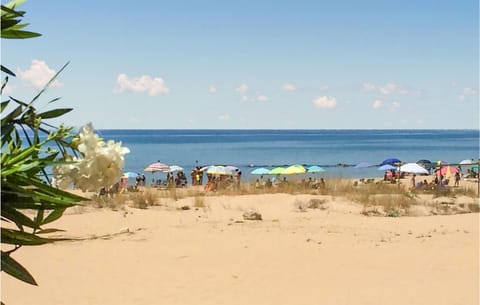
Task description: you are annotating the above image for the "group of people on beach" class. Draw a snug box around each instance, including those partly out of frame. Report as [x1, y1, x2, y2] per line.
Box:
[253, 176, 326, 190]
[204, 171, 242, 192]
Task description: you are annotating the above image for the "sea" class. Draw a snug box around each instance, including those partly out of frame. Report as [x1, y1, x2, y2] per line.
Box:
[97, 129, 480, 182]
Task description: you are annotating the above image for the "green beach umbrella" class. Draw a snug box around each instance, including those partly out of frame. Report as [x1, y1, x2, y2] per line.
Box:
[282, 165, 306, 175]
[269, 167, 286, 175]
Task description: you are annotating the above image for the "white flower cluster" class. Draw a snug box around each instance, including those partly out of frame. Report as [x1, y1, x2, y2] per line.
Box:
[53, 123, 130, 192]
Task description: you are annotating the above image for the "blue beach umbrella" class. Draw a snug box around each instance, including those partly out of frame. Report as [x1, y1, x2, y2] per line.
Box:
[378, 164, 396, 171]
[123, 172, 139, 178]
[381, 158, 401, 165]
[251, 167, 271, 175]
[307, 165, 325, 173]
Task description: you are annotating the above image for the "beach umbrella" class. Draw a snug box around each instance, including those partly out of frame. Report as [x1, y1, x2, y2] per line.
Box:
[123, 172, 139, 178]
[459, 159, 475, 165]
[206, 165, 235, 175]
[269, 167, 286, 175]
[225, 165, 240, 172]
[416, 159, 433, 170]
[399, 163, 429, 175]
[144, 162, 169, 172]
[166, 165, 184, 172]
[354, 162, 372, 169]
[435, 166, 459, 176]
[282, 165, 307, 175]
[251, 167, 270, 175]
[307, 165, 325, 173]
[378, 164, 396, 171]
[381, 158, 401, 165]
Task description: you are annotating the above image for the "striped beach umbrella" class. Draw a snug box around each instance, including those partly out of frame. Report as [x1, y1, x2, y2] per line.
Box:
[144, 162, 169, 172]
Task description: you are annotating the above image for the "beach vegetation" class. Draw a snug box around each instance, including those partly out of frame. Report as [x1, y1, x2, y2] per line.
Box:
[193, 196, 207, 208]
[0, 1, 84, 286]
[128, 189, 158, 208]
[1, 1, 128, 287]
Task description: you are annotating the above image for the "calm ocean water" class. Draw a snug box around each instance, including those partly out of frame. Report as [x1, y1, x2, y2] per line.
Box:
[97, 129, 479, 181]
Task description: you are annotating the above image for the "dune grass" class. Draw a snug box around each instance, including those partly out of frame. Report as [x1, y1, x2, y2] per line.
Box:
[87, 178, 477, 217]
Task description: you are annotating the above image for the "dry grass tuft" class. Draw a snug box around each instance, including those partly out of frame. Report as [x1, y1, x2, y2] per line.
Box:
[125, 189, 159, 209]
[293, 198, 327, 212]
[293, 199, 308, 212]
[308, 198, 327, 209]
[193, 196, 207, 208]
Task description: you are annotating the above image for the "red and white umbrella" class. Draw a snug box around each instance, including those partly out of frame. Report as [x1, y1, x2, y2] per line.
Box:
[144, 162, 169, 172]
[435, 166, 459, 176]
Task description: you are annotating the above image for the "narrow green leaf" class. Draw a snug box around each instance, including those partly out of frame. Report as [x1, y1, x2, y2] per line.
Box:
[1, 65, 15, 76]
[1, 29, 41, 39]
[41, 208, 66, 225]
[4, 0, 28, 11]
[0, 100, 9, 112]
[36, 228, 66, 234]
[1, 228, 50, 245]
[1, 251, 38, 286]
[30, 61, 69, 105]
[0, 105, 22, 127]
[9, 95, 29, 107]
[1, 206, 39, 229]
[2, 4, 24, 16]
[1, 124, 14, 146]
[47, 97, 61, 104]
[9, 175, 87, 201]
[1, 18, 19, 29]
[34, 208, 44, 227]
[37, 108, 72, 119]
[2, 144, 39, 167]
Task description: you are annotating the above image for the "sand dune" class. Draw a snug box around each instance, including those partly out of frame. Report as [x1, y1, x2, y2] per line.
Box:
[2, 193, 479, 305]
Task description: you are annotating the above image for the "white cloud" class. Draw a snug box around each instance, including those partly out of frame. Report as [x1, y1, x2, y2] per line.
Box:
[372, 99, 383, 109]
[241, 94, 268, 102]
[218, 114, 230, 121]
[208, 85, 217, 94]
[116, 73, 170, 96]
[17, 60, 62, 89]
[459, 87, 477, 100]
[313, 96, 337, 109]
[362, 83, 375, 91]
[379, 83, 408, 95]
[281, 84, 297, 91]
[319, 85, 329, 91]
[241, 96, 251, 102]
[256, 94, 268, 102]
[236, 84, 248, 93]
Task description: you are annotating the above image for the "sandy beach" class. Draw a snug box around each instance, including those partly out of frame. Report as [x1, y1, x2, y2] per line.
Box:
[2, 186, 479, 305]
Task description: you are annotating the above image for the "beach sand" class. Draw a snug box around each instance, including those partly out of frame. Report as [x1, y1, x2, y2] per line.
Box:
[2, 191, 479, 305]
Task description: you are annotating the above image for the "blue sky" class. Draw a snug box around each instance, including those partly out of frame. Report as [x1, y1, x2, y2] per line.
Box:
[2, 0, 479, 129]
